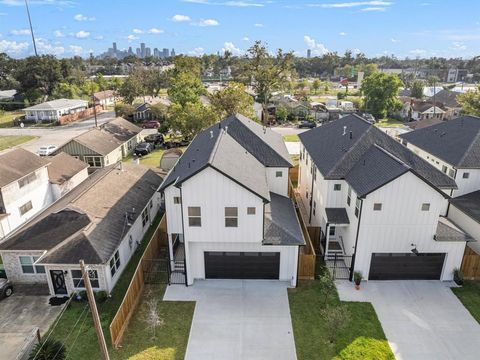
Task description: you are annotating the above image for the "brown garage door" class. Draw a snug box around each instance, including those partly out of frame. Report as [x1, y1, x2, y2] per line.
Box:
[369, 252, 446, 280]
[204, 251, 280, 279]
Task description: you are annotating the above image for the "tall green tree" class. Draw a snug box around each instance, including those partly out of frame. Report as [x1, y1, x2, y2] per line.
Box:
[361, 72, 403, 118]
[168, 71, 204, 106]
[312, 79, 321, 94]
[238, 41, 294, 111]
[411, 80, 425, 99]
[209, 82, 255, 119]
[118, 75, 142, 104]
[168, 101, 217, 139]
[458, 85, 480, 116]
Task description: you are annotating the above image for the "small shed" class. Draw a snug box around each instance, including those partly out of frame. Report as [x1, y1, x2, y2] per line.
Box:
[160, 148, 183, 172]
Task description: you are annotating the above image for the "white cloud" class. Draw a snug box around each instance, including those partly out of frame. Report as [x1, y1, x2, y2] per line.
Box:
[172, 14, 191, 22]
[35, 38, 65, 56]
[391, 38, 398, 42]
[132, 28, 144, 34]
[409, 48, 427, 56]
[339, 32, 347, 36]
[188, 47, 205, 56]
[351, 48, 361, 55]
[75, 30, 90, 39]
[10, 29, 30, 35]
[0, 39, 28, 55]
[68, 45, 83, 56]
[452, 42, 467, 50]
[54, 30, 65, 38]
[74, 14, 95, 21]
[314, 1, 393, 8]
[196, 19, 219, 26]
[254, 23, 264, 27]
[222, 41, 243, 55]
[242, 36, 250, 41]
[127, 34, 139, 41]
[304, 35, 329, 56]
[94, 35, 104, 40]
[360, 7, 386, 11]
[148, 28, 164, 34]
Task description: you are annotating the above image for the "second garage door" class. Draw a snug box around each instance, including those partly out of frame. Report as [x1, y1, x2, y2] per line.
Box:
[369, 252, 446, 280]
[204, 251, 280, 280]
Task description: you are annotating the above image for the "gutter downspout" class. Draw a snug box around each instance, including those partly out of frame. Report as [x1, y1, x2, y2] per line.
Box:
[308, 166, 315, 224]
[179, 186, 188, 287]
[349, 198, 363, 282]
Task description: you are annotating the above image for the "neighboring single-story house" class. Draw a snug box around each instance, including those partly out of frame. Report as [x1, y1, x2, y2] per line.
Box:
[23, 99, 88, 123]
[400, 99, 446, 121]
[0, 90, 18, 102]
[47, 152, 89, 200]
[0, 163, 162, 297]
[428, 89, 462, 120]
[53, 117, 142, 170]
[133, 103, 153, 121]
[93, 90, 115, 107]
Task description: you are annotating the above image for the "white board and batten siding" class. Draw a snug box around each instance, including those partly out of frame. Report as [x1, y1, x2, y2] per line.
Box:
[354, 171, 465, 281]
[265, 167, 289, 197]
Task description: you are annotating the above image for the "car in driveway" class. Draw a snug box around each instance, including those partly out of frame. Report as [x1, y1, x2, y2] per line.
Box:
[362, 113, 376, 123]
[134, 142, 153, 156]
[38, 145, 57, 156]
[0, 278, 13, 300]
[298, 120, 316, 129]
[144, 133, 164, 146]
[164, 138, 190, 149]
[142, 121, 160, 129]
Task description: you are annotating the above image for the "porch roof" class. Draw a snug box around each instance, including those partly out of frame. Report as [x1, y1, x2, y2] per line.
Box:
[325, 208, 350, 225]
[434, 216, 474, 242]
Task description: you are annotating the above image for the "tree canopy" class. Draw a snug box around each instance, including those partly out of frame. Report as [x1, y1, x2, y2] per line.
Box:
[410, 80, 425, 99]
[361, 72, 403, 118]
[209, 82, 255, 119]
[458, 85, 480, 116]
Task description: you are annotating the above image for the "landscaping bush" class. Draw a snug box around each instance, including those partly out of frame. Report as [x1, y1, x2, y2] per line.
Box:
[28, 338, 66, 360]
[337, 92, 347, 100]
[77, 290, 87, 301]
[94, 290, 108, 303]
[453, 268, 464, 286]
[334, 337, 395, 360]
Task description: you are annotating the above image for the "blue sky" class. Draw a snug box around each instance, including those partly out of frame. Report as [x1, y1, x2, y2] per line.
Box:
[0, 0, 479, 59]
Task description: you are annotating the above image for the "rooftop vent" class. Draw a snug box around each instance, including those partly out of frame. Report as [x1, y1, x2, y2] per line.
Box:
[210, 130, 213, 139]
[343, 126, 347, 136]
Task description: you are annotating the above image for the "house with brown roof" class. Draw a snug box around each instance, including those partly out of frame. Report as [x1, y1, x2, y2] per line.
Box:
[53, 117, 142, 170]
[0, 149, 88, 239]
[0, 164, 162, 296]
[400, 99, 446, 121]
[428, 89, 462, 120]
[93, 90, 116, 107]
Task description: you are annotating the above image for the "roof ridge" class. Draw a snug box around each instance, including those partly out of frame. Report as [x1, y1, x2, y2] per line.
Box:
[208, 127, 224, 164]
[326, 123, 373, 177]
[458, 128, 480, 167]
[372, 143, 411, 170]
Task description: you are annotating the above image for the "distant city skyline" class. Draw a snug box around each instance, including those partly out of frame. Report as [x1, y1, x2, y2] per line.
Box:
[0, 0, 480, 59]
[98, 41, 175, 59]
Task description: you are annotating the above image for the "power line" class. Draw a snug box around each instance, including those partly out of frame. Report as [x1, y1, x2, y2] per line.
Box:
[64, 309, 90, 360]
[24, 0, 38, 56]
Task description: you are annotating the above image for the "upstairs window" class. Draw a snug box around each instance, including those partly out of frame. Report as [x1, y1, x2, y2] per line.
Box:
[448, 169, 455, 178]
[225, 207, 238, 227]
[173, 196, 182, 204]
[373, 203, 382, 211]
[441, 165, 447, 174]
[18, 172, 37, 188]
[247, 207, 256, 215]
[275, 171, 283, 178]
[141, 207, 149, 227]
[19, 201, 33, 216]
[334, 184, 341, 191]
[421, 203, 430, 211]
[463, 172, 470, 179]
[188, 207, 202, 227]
[84, 156, 102, 168]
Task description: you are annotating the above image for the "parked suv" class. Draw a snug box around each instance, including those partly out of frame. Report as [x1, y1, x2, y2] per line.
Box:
[142, 121, 160, 129]
[0, 279, 13, 300]
[298, 120, 316, 129]
[134, 142, 153, 156]
[144, 133, 164, 146]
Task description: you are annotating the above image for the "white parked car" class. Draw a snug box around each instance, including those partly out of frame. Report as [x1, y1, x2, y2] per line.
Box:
[38, 145, 57, 156]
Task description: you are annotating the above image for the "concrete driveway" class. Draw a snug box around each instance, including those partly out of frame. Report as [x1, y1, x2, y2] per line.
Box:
[337, 280, 480, 360]
[164, 280, 297, 360]
[0, 285, 63, 360]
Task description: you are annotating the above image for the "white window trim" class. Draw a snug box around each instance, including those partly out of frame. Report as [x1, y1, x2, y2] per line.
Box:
[18, 255, 45, 275]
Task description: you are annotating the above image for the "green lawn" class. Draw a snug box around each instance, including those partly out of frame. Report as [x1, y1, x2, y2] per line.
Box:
[288, 271, 394, 360]
[47, 214, 195, 360]
[375, 118, 406, 128]
[283, 134, 299, 142]
[125, 147, 187, 168]
[0, 135, 37, 151]
[0, 111, 23, 128]
[452, 281, 480, 323]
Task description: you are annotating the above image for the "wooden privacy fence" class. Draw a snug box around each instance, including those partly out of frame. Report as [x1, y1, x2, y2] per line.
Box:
[288, 179, 316, 280]
[109, 214, 168, 348]
[461, 246, 480, 280]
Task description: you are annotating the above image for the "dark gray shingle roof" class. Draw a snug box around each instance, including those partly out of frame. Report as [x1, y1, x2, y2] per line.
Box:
[159, 114, 291, 195]
[325, 208, 350, 224]
[400, 116, 480, 168]
[299, 114, 457, 192]
[450, 190, 480, 224]
[263, 192, 305, 246]
[0, 148, 50, 188]
[435, 216, 473, 242]
[429, 89, 461, 108]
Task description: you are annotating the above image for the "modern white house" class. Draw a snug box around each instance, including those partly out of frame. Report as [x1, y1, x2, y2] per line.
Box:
[297, 114, 471, 281]
[400, 116, 480, 198]
[0, 149, 88, 240]
[0, 163, 162, 297]
[159, 114, 305, 287]
[23, 99, 88, 123]
[53, 117, 142, 170]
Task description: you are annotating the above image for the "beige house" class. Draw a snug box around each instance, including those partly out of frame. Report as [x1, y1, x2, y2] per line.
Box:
[23, 99, 88, 123]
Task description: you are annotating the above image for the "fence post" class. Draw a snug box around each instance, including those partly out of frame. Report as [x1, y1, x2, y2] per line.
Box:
[333, 253, 337, 280]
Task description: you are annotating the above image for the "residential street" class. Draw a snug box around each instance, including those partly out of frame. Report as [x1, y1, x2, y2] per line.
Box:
[0, 110, 116, 154]
[337, 280, 480, 360]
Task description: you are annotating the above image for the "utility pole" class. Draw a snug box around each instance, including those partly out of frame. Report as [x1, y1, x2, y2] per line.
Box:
[24, 0, 38, 56]
[92, 92, 98, 127]
[80, 260, 110, 360]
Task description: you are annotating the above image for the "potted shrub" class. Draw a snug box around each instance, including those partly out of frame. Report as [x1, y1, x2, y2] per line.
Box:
[453, 268, 464, 286]
[353, 271, 362, 290]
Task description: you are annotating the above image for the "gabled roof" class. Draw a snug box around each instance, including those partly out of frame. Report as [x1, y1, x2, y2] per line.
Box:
[0, 164, 163, 265]
[263, 192, 305, 246]
[429, 89, 461, 108]
[23, 99, 88, 111]
[159, 114, 292, 196]
[47, 152, 89, 185]
[400, 116, 480, 168]
[299, 114, 457, 194]
[0, 148, 50, 188]
[325, 208, 350, 224]
[101, 117, 142, 142]
[93, 90, 115, 101]
[450, 190, 480, 224]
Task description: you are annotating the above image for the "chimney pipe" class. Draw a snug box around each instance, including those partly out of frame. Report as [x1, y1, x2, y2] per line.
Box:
[349, 131, 353, 139]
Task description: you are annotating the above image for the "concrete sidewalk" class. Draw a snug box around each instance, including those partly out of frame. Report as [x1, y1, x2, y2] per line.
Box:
[164, 280, 297, 360]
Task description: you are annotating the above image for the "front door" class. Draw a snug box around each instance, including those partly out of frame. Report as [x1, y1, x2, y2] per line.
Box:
[50, 270, 67, 295]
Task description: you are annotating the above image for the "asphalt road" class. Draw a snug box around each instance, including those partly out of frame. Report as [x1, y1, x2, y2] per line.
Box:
[0, 110, 116, 153]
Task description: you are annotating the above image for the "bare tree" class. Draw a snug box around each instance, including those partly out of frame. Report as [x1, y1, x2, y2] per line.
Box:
[143, 290, 164, 339]
[320, 306, 351, 345]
